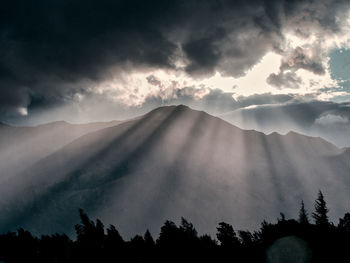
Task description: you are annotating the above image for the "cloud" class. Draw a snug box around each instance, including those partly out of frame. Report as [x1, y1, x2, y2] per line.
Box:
[220, 100, 350, 147]
[267, 71, 302, 89]
[236, 93, 294, 108]
[1, 0, 350, 120]
[280, 46, 326, 75]
[315, 114, 349, 125]
[4, 73, 350, 148]
[267, 41, 331, 90]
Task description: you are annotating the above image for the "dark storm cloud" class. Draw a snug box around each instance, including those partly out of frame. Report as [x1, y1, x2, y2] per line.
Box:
[1, 0, 350, 119]
[0, 0, 179, 116]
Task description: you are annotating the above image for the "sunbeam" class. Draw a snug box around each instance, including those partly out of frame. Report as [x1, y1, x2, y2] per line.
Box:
[1, 3, 350, 262]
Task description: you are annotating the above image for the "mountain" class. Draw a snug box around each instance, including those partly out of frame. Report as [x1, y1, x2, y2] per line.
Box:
[0, 105, 349, 238]
[219, 103, 350, 148]
[0, 120, 123, 178]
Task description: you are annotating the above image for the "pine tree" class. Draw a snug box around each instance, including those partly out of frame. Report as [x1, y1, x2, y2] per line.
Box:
[179, 217, 198, 239]
[216, 222, 240, 248]
[95, 219, 105, 243]
[144, 229, 155, 247]
[106, 225, 124, 244]
[238, 230, 253, 246]
[75, 209, 95, 243]
[312, 190, 329, 226]
[278, 212, 286, 222]
[338, 213, 350, 232]
[299, 200, 309, 224]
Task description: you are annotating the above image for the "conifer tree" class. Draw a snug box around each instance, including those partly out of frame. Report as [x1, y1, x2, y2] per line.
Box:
[75, 209, 95, 243]
[216, 222, 240, 248]
[299, 200, 309, 224]
[338, 213, 350, 232]
[312, 190, 329, 226]
[106, 225, 124, 244]
[180, 217, 198, 239]
[144, 229, 155, 247]
[278, 212, 286, 222]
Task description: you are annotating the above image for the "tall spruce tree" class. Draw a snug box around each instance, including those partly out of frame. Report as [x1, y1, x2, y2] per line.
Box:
[299, 200, 309, 224]
[312, 190, 329, 226]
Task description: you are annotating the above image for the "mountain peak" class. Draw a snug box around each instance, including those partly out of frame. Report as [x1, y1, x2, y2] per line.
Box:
[150, 104, 190, 112]
[145, 104, 196, 118]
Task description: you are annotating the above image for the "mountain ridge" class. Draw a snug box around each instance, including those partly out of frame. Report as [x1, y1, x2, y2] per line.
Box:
[0, 118, 124, 178]
[0, 105, 349, 238]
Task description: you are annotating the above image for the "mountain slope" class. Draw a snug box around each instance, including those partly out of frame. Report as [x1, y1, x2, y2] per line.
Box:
[0, 120, 123, 178]
[0, 105, 349, 237]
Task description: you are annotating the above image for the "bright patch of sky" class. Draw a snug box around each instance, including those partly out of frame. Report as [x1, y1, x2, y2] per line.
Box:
[329, 48, 350, 102]
[94, 48, 347, 106]
[91, 24, 350, 107]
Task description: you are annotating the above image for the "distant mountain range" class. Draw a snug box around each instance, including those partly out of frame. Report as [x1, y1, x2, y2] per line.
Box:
[218, 102, 350, 148]
[0, 105, 349, 237]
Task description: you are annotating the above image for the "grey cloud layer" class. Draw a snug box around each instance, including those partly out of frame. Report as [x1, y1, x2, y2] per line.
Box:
[220, 100, 350, 147]
[268, 44, 328, 89]
[1, 0, 349, 119]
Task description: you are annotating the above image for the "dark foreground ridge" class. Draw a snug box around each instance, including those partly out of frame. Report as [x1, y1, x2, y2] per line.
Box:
[1, 191, 350, 263]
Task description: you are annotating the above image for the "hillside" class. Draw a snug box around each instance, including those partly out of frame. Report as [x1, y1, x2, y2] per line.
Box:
[0, 105, 349, 237]
[0, 120, 123, 177]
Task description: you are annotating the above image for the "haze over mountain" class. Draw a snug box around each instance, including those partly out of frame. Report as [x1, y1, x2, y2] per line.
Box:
[219, 100, 350, 148]
[0, 105, 349, 238]
[0, 120, 123, 178]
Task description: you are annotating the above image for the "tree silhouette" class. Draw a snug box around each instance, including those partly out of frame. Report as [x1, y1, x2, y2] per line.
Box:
[95, 219, 105, 243]
[105, 224, 125, 263]
[179, 217, 198, 241]
[3, 194, 350, 263]
[106, 224, 124, 244]
[157, 220, 180, 247]
[216, 222, 240, 248]
[144, 229, 155, 247]
[299, 200, 310, 224]
[338, 213, 350, 232]
[130, 235, 145, 246]
[312, 190, 329, 227]
[277, 212, 286, 222]
[75, 208, 96, 243]
[238, 230, 253, 247]
[199, 234, 217, 247]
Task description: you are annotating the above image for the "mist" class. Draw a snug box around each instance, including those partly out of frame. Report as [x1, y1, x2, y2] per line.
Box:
[1, 106, 349, 238]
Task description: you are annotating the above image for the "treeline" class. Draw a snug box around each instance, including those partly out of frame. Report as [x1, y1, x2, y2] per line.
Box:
[1, 190, 350, 263]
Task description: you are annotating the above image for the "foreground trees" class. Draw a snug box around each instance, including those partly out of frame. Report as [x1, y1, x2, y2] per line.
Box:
[0, 190, 349, 263]
[312, 190, 330, 227]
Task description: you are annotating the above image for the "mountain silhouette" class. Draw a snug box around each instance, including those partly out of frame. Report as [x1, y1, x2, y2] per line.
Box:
[0, 105, 349, 237]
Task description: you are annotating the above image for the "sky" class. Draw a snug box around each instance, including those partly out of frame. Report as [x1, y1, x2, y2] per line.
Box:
[1, 0, 350, 145]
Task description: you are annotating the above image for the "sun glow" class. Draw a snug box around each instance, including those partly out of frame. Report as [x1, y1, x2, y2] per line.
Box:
[92, 52, 283, 106]
[91, 21, 350, 108]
